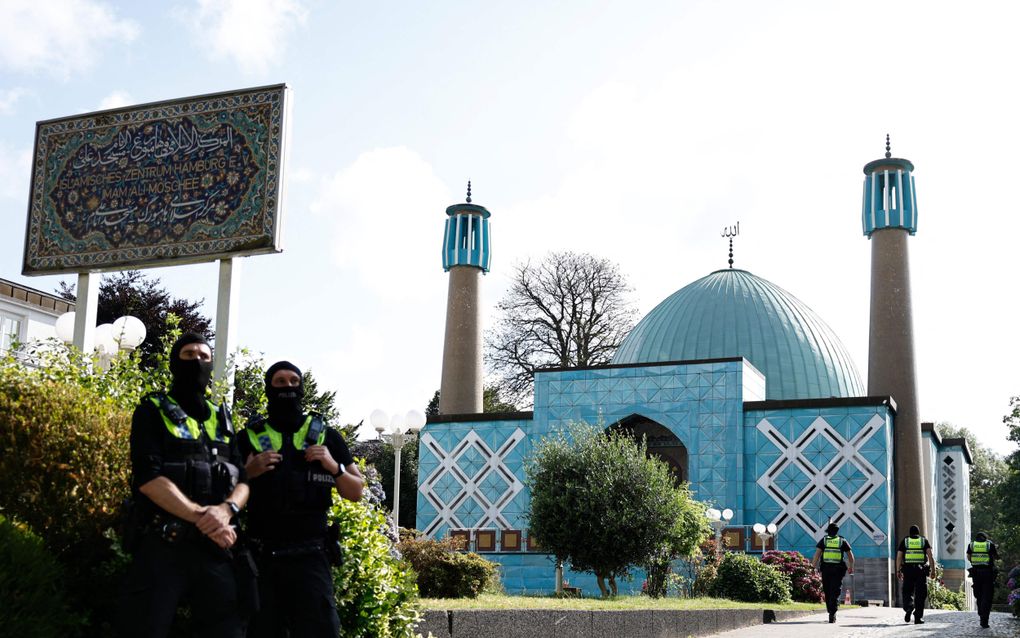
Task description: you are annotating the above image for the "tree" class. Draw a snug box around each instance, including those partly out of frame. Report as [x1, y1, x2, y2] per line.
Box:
[935, 423, 1006, 537]
[997, 398, 1020, 576]
[425, 386, 519, 419]
[486, 252, 637, 405]
[57, 270, 212, 366]
[230, 353, 341, 427]
[526, 423, 709, 597]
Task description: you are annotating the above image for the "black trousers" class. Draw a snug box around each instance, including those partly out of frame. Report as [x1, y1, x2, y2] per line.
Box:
[901, 567, 928, 619]
[118, 534, 244, 638]
[820, 565, 846, 615]
[248, 550, 339, 638]
[972, 568, 994, 623]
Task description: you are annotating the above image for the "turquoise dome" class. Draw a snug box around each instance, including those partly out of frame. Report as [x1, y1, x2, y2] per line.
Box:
[612, 269, 864, 400]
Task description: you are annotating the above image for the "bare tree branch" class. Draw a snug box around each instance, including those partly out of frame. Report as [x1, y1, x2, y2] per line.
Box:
[485, 252, 638, 406]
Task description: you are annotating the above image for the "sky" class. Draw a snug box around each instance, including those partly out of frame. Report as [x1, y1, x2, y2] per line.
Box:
[1, 0, 1017, 453]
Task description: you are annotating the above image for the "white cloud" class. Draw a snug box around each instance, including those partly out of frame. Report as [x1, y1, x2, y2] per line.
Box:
[177, 0, 308, 74]
[0, 142, 32, 200]
[0, 0, 139, 78]
[0, 87, 29, 115]
[97, 90, 133, 111]
[311, 146, 452, 303]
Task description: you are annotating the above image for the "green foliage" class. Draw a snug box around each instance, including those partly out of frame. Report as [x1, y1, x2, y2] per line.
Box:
[352, 436, 420, 527]
[0, 514, 82, 637]
[398, 533, 499, 598]
[526, 423, 709, 596]
[229, 351, 341, 426]
[57, 270, 212, 367]
[424, 386, 519, 419]
[998, 398, 1020, 587]
[329, 494, 421, 637]
[709, 553, 792, 603]
[926, 564, 965, 610]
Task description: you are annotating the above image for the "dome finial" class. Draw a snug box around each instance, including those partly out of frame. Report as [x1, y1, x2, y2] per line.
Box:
[885, 134, 891, 159]
[466, 180, 472, 204]
[721, 221, 740, 268]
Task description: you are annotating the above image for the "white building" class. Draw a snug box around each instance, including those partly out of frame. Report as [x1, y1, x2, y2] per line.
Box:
[0, 278, 74, 354]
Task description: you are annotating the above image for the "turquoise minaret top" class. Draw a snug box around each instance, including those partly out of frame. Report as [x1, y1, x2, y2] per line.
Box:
[442, 181, 491, 272]
[862, 135, 917, 236]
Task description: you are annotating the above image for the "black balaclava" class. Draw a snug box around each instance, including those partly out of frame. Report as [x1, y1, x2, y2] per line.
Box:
[265, 360, 304, 433]
[975, 532, 987, 542]
[826, 523, 839, 536]
[169, 332, 214, 420]
[909, 525, 921, 537]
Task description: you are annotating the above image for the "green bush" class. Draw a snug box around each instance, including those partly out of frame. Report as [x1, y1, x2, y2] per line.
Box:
[926, 564, 965, 610]
[527, 424, 710, 597]
[329, 494, 421, 637]
[398, 533, 500, 598]
[0, 514, 82, 636]
[710, 552, 792, 603]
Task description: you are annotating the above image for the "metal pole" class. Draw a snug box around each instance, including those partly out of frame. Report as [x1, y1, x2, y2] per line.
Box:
[72, 272, 99, 353]
[392, 432, 403, 530]
[214, 258, 241, 398]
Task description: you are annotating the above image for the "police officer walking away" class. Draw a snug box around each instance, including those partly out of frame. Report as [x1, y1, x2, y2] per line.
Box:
[811, 522, 855, 623]
[967, 531, 999, 628]
[119, 333, 250, 637]
[896, 524, 936, 624]
[240, 361, 364, 637]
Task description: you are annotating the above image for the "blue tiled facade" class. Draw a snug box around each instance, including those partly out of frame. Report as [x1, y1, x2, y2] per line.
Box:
[416, 357, 902, 595]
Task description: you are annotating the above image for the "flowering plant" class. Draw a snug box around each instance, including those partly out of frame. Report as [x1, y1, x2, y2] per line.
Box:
[761, 550, 823, 602]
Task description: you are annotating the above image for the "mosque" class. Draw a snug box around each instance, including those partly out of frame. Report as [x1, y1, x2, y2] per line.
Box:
[416, 142, 972, 604]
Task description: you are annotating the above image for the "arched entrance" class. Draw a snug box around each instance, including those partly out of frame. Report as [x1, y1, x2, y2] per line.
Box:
[608, 414, 689, 482]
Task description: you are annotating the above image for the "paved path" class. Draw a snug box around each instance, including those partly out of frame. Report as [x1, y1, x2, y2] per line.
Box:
[713, 607, 1019, 638]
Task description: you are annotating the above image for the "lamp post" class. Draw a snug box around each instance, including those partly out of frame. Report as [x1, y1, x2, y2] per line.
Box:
[753, 522, 778, 552]
[706, 507, 733, 558]
[370, 408, 426, 531]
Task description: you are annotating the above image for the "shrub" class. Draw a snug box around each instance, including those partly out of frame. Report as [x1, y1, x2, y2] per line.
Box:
[761, 550, 822, 602]
[527, 424, 710, 597]
[329, 494, 421, 637]
[0, 515, 82, 637]
[710, 552, 791, 603]
[398, 533, 500, 598]
[925, 564, 965, 610]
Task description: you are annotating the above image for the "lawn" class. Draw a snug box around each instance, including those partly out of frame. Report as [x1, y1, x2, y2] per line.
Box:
[420, 594, 827, 611]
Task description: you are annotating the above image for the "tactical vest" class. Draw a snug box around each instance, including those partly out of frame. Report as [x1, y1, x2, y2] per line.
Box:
[970, 541, 991, 566]
[148, 393, 238, 506]
[243, 414, 334, 514]
[904, 536, 926, 564]
[822, 536, 844, 564]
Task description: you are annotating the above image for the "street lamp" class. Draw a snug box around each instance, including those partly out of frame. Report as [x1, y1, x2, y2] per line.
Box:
[55, 312, 146, 368]
[706, 507, 734, 557]
[370, 408, 426, 531]
[753, 522, 778, 552]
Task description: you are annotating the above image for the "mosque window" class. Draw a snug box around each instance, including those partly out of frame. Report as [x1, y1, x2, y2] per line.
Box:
[0, 311, 23, 354]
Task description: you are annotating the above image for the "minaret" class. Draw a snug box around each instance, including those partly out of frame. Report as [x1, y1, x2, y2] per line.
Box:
[439, 182, 491, 414]
[862, 136, 931, 541]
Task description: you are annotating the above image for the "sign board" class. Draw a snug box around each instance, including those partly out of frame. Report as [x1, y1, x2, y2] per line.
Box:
[23, 84, 289, 275]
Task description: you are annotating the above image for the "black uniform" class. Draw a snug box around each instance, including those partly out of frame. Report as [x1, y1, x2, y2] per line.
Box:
[898, 535, 931, 622]
[240, 415, 354, 638]
[967, 539, 998, 627]
[816, 535, 852, 617]
[118, 394, 247, 638]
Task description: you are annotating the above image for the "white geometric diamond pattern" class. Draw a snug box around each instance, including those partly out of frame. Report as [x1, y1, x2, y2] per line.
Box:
[418, 428, 526, 537]
[756, 414, 885, 539]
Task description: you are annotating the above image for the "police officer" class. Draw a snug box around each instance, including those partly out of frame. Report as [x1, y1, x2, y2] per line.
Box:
[811, 522, 855, 623]
[119, 333, 250, 638]
[240, 361, 364, 638]
[967, 531, 999, 628]
[895, 524, 936, 624]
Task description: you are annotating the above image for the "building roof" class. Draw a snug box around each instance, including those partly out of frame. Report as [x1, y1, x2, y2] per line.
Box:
[0, 277, 74, 316]
[612, 268, 864, 401]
